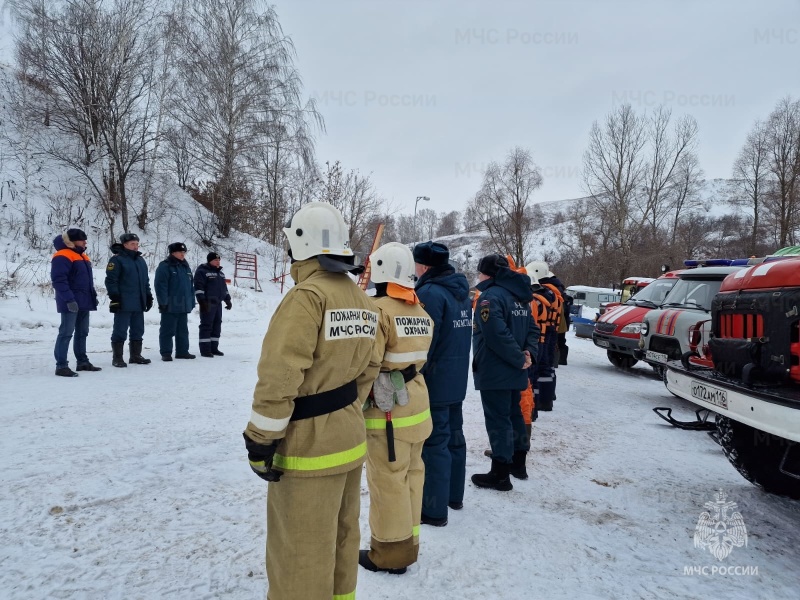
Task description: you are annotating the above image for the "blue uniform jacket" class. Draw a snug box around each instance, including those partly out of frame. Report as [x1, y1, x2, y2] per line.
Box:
[193, 262, 231, 306]
[105, 243, 151, 312]
[51, 234, 98, 313]
[472, 267, 540, 391]
[155, 255, 196, 313]
[415, 264, 472, 406]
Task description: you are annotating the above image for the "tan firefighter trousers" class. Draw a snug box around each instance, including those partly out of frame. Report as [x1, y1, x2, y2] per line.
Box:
[365, 436, 425, 569]
[266, 467, 361, 600]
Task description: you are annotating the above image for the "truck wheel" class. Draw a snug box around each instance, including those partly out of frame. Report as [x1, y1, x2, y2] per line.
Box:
[716, 416, 800, 499]
[607, 351, 637, 369]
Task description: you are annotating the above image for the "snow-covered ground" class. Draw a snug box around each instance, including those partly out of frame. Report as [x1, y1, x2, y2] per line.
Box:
[2, 278, 798, 600]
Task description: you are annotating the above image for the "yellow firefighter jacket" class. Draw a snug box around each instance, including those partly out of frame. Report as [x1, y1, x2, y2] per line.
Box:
[245, 258, 381, 478]
[363, 295, 433, 443]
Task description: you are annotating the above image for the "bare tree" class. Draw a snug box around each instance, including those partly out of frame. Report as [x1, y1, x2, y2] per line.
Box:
[732, 119, 771, 254]
[666, 152, 704, 248]
[764, 97, 800, 246]
[170, 0, 319, 237]
[641, 108, 700, 236]
[12, 0, 161, 237]
[582, 104, 647, 281]
[470, 146, 543, 265]
[436, 210, 461, 237]
[396, 214, 415, 243]
[416, 207, 438, 241]
[163, 125, 197, 190]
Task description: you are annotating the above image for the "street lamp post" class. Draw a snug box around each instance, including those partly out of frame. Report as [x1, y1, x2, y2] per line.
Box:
[414, 195, 430, 243]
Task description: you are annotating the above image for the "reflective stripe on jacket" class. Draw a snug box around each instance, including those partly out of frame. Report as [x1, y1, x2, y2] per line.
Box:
[363, 295, 433, 443]
[245, 258, 382, 477]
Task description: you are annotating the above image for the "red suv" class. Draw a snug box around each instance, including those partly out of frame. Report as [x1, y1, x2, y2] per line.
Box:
[592, 271, 683, 369]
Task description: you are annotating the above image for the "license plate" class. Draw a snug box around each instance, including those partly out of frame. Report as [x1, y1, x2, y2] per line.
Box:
[646, 350, 668, 364]
[595, 339, 610, 348]
[690, 380, 728, 409]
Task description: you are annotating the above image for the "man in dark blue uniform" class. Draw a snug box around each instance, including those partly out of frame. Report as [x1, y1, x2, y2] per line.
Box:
[193, 252, 232, 357]
[105, 233, 153, 367]
[414, 241, 472, 526]
[471, 254, 539, 491]
[155, 242, 196, 361]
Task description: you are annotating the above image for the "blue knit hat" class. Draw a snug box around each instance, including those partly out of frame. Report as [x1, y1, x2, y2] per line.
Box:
[413, 241, 449, 267]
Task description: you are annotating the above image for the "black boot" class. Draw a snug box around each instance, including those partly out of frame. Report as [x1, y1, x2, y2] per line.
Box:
[199, 342, 214, 358]
[510, 450, 528, 480]
[211, 341, 224, 356]
[471, 459, 513, 491]
[420, 514, 448, 527]
[55, 367, 79, 377]
[112, 342, 127, 368]
[358, 549, 407, 575]
[559, 346, 568, 365]
[129, 340, 151, 364]
[76, 362, 102, 371]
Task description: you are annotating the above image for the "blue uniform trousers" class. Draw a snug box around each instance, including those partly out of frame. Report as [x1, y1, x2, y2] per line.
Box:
[421, 403, 466, 520]
[54, 310, 91, 368]
[159, 312, 189, 356]
[198, 304, 223, 353]
[111, 311, 145, 343]
[479, 389, 528, 464]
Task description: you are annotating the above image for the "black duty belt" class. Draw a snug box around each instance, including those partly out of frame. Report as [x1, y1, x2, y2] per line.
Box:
[400, 364, 417, 383]
[291, 379, 358, 421]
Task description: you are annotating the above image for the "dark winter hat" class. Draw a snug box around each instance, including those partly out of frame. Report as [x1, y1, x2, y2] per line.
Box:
[120, 232, 139, 243]
[477, 254, 509, 277]
[168, 242, 188, 254]
[66, 228, 87, 242]
[413, 241, 449, 267]
[207, 252, 221, 262]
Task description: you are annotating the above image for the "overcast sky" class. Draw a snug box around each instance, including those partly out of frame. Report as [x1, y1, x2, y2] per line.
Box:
[275, 0, 800, 214]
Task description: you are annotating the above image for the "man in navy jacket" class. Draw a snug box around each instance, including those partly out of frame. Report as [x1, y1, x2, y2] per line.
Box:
[50, 228, 100, 377]
[414, 241, 472, 526]
[193, 252, 232, 357]
[105, 233, 153, 367]
[154, 242, 196, 360]
[471, 254, 539, 491]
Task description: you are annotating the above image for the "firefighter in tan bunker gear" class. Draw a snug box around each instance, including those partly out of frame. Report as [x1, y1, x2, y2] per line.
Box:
[243, 202, 381, 600]
[360, 243, 433, 575]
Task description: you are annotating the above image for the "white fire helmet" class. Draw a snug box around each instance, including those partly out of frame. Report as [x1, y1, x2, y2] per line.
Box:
[369, 242, 416, 287]
[283, 202, 353, 261]
[525, 261, 554, 284]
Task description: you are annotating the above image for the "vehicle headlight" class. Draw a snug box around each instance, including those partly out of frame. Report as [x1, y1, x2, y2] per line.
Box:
[620, 322, 643, 334]
[640, 321, 649, 336]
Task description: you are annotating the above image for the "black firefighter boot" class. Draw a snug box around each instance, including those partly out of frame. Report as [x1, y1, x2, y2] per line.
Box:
[211, 341, 224, 356]
[510, 450, 529, 480]
[129, 340, 151, 364]
[471, 459, 513, 491]
[112, 342, 127, 368]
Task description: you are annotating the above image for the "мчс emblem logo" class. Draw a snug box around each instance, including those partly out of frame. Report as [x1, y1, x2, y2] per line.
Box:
[693, 489, 748, 561]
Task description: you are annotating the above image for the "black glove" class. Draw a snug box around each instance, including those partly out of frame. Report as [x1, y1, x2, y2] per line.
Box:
[224, 299, 232, 310]
[198, 300, 209, 313]
[67, 301, 79, 313]
[243, 433, 283, 482]
[109, 295, 121, 314]
[145, 293, 154, 312]
[159, 304, 168, 314]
